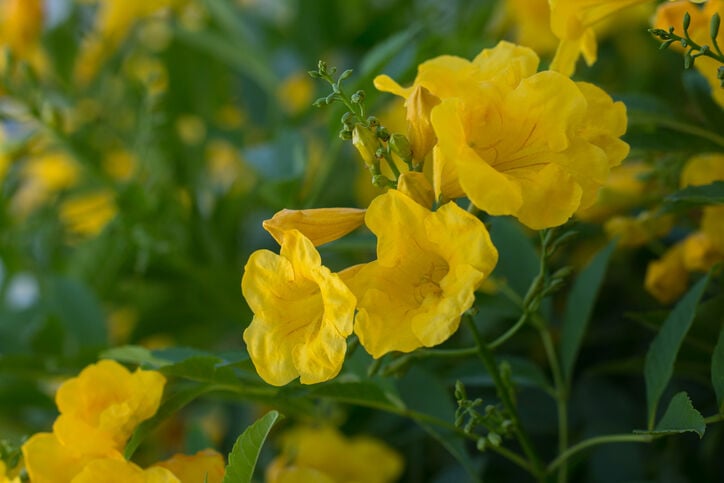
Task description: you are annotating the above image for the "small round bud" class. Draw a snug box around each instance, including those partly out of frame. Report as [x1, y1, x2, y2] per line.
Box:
[366, 116, 379, 127]
[376, 126, 390, 142]
[389, 133, 413, 159]
[476, 438, 487, 452]
[487, 432, 502, 447]
[351, 90, 365, 104]
[339, 129, 352, 140]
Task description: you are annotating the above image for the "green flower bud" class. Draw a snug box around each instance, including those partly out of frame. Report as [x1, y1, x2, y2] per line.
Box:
[389, 134, 413, 160]
[352, 124, 379, 167]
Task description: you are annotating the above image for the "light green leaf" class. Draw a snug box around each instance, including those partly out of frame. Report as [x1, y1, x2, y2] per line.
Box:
[560, 241, 616, 383]
[652, 392, 705, 438]
[223, 410, 282, 483]
[644, 275, 710, 429]
[359, 25, 421, 78]
[160, 356, 240, 386]
[46, 277, 107, 348]
[712, 326, 724, 411]
[100, 345, 172, 368]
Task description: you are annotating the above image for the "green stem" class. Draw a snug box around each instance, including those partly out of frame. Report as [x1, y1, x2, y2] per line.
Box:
[539, 327, 569, 483]
[628, 113, 724, 149]
[489, 312, 530, 349]
[466, 317, 545, 479]
[414, 347, 478, 359]
[704, 413, 724, 424]
[546, 434, 655, 474]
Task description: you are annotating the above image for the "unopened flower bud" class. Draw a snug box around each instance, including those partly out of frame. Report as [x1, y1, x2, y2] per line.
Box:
[352, 124, 379, 167]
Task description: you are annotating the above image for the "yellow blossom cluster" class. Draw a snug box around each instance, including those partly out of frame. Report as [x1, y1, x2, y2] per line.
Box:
[18, 360, 225, 483]
[240, 41, 630, 386]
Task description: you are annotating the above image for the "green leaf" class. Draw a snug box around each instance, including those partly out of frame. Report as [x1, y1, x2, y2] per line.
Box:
[125, 383, 216, 459]
[46, 276, 107, 348]
[223, 410, 282, 483]
[644, 275, 710, 428]
[160, 356, 240, 386]
[711, 326, 724, 411]
[359, 25, 421, 79]
[652, 392, 705, 438]
[560, 241, 616, 383]
[662, 182, 724, 212]
[308, 381, 402, 410]
[489, 217, 539, 296]
[101, 345, 172, 368]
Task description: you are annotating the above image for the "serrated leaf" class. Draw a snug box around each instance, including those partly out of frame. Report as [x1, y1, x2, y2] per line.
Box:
[125, 383, 215, 459]
[712, 326, 724, 411]
[561, 241, 616, 383]
[652, 392, 705, 438]
[223, 410, 282, 483]
[644, 275, 710, 428]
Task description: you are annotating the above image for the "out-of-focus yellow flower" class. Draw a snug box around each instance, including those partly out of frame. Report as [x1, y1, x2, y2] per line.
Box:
[604, 212, 673, 247]
[680, 153, 724, 188]
[432, 72, 627, 229]
[104, 149, 138, 181]
[701, 205, 724, 249]
[549, 0, 649, 76]
[266, 426, 403, 483]
[13, 151, 80, 216]
[124, 54, 169, 96]
[242, 229, 356, 385]
[0, 0, 46, 72]
[59, 190, 117, 237]
[681, 231, 724, 271]
[205, 139, 256, 194]
[75, 0, 180, 84]
[52, 360, 166, 456]
[262, 208, 366, 247]
[108, 307, 139, 345]
[505, 0, 559, 55]
[0, 459, 20, 483]
[22, 432, 109, 483]
[154, 449, 225, 483]
[72, 458, 180, 483]
[176, 115, 206, 145]
[653, 0, 724, 107]
[278, 72, 315, 115]
[215, 104, 246, 130]
[577, 161, 651, 222]
[645, 242, 689, 304]
[342, 190, 498, 359]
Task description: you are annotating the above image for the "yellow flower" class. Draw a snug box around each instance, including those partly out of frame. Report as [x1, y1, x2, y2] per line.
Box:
[680, 153, 724, 188]
[277, 72, 315, 115]
[52, 360, 166, 456]
[653, 0, 724, 108]
[604, 212, 673, 247]
[262, 208, 366, 247]
[431, 70, 628, 229]
[0, 459, 20, 483]
[644, 242, 689, 304]
[154, 449, 226, 483]
[13, 150, 80, 216]
[72, 458, 180, 483]
[59, 190, 117, 237]
[0, 0, 46, 72]
[342, 190, 498, 358]
[549, 0, 649, 76]
[22, 432, 107, 483]
[505, 0, 559, 55]
[242, 229, 356, 385]
[266, 426, 403, 483]
[397, 171, 435, 208]
[577, 161, 651, 222]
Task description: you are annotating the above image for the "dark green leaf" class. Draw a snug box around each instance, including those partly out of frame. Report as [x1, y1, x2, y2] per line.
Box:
[662, 182, 724, 212]
[101, 345, 172, 368]
[561, 241, 616, 383]
[712, 326, 724, 411]
[125, 383, 215, 459]
[309, 381, 402, 410]
[489, 217, 538, 296]
[223, 410, 282, 483]
[46, 276, 107, 348]
[650, 392, 706, 438]
[160, 356, 240, 386]
[359, 25, 421, 79]
[644, 275, 710, 428]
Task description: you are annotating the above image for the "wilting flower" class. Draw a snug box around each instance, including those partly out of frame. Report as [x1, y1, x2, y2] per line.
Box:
[262, 207, 366, 247]
[52, 360, 166, 456]
[153, 450, 225, 483]
[653, 0, 724, 108]
[548, 0, 649, 76]
[242, 229, 356, 385]
[266, 426, 403, 483]
[342, 190, 498, 358]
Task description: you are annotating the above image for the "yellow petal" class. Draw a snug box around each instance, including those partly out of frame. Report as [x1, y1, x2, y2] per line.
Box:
[22, 433, 107, 483]
[241, 230, 356, 385]
[373, 74, 411, 98]
[154, 449, 226, 483]
[262, 208, 366, 247]
[644, 243, 689, 304]
[405, 85, 440, 162]
[397, 172, 435, 208]
[72, 458, 180, 483]
[471, 41, 540, 87]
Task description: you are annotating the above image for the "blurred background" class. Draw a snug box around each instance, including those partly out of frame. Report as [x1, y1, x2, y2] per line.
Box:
[1, 0, 723, 481]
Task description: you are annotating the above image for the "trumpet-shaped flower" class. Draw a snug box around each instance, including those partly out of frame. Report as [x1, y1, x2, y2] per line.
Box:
[342, 190, 498, 358]
[242, 229, 356, 385]
[53, 360, 166, 456]
[549, 0, 649, 76]
[22, 432, 110, 483]
[266, 426, 403, 483]
[653, 0, 724, 108]
[431, 71, 628, 229]
[262, 208, 366, 247]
